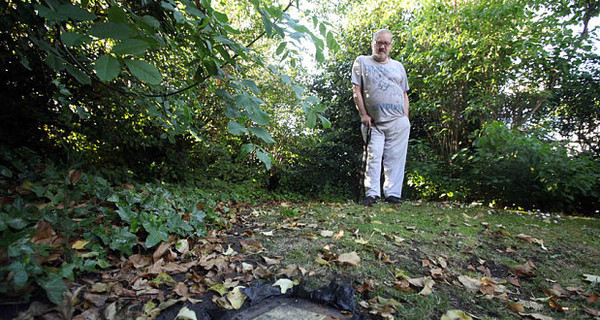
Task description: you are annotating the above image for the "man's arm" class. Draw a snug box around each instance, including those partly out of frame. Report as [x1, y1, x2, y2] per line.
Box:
[353, 84, 372, 127]
[403, 91, 409, 118]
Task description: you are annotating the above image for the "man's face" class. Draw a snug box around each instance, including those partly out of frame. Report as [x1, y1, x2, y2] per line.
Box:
[372, 32, 392, 62]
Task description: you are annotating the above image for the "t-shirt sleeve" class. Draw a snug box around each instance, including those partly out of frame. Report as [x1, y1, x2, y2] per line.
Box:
[351, 57, 362, 86]
[400, 63, 409, 92]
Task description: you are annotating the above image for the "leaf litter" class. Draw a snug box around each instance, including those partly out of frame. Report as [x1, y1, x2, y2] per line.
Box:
[8, 200, 600, 320]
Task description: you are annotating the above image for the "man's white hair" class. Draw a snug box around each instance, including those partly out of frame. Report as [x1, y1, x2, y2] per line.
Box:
[373, 29, 393, 43]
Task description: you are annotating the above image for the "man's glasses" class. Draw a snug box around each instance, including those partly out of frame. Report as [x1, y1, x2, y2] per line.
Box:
[375, 41, 392, 47]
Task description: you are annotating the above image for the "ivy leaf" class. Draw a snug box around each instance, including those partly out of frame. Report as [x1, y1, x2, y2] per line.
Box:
[94, 55, 121, 82]
[249, 127, 275, 144]
[39, 276, 67, 305]
[124, 59, 162, 85]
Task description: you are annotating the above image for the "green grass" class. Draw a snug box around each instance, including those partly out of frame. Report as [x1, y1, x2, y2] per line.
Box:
[249, 200, 600, 319]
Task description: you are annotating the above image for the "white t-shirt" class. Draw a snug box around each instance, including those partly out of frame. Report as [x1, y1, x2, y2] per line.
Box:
[351, 55, 409, 124]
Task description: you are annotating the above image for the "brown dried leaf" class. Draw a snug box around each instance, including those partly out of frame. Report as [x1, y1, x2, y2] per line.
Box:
[515, 234, 534, 242]
[457, 275, 482, 292]
[508, 276, 521, 287]
[153, 241, 172, 262]
[175, 282, 190, 298]
[68, 169, 82, 184]
[418, 277, 435, 295]
[262, 256, 282, 265]
[507, 301, 525, 313]
[583, 306, 599, 316]
[240, 238, 264, 253]
[510, 260, 537, 278]
[129, 254, 152, 269]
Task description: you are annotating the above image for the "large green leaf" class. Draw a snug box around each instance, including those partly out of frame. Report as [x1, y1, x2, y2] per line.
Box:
[124, 59, 162, 85]
[238, 143, 255, 160]
[60, 32, 92, 46]
[227, 121, 248, 135]
[249, 127, 275, 144]
[241, 79, 261, 95]
[111, 39, 150, 55]
[39, 276, 67, 306]
[88, 22, 131, 40]
[318, 114, 332, 129]
[66, 64, 91, 85]
[45, 53, 66, 71]
[59, 3, 96, 21]
[108, 6, 127, 23]
[255, 148, 272, 170]
[235, 93, 270, 125]
[95, 55, 121, 82]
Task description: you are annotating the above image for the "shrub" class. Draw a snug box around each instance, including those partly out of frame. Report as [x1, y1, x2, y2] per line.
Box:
[461, 121, 599, 214]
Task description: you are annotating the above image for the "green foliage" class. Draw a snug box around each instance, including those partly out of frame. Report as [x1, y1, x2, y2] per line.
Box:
[460, 122, 599, 213]
[0, 147, 216, 305]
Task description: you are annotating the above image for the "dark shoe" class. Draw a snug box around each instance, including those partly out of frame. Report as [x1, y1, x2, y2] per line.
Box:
[385, 196, 404, 204]
[359, 196, 379, 205]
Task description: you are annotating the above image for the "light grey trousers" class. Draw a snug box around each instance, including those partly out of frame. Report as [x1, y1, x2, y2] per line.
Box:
[361, 116, 411, 198]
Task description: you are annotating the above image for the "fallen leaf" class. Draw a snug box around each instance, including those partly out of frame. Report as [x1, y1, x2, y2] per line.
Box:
[508, 276, 521, 287]
[333, 230, 344, 239]
[583, 274, 600, 284]
[337, 252, 361, 266]
[458, 275, 482, 292]
[175, 282, 190, 298]
[71, 239, 89, 250]
[315, 257, 330, 266]
[130, 254, 152, 269]
[262, 256, 282, 265]
[507, 300, 525, 313]
[418, 277, 435, 295]
[209, 283, 228, 296]
[582, 306, 599, 316]
[227, 286, 247, 309]
[273, 278, 297, 294]
[357, 280, 375, 293]
[441, 309, 473, 320]
[261, 230, 274, 236]
[68, 169, 82, 184]
[518, 313, 554, 320]
[320, 230, 335, 237]
[223, 245, 236, 256]
[176, 306, 197, 320]
[510, 260, 537, 278]
[240, 239, 264, 253]
[153, 241, 172, 262]
[175, 239, 189, 255]
[519, 300, 545, 311]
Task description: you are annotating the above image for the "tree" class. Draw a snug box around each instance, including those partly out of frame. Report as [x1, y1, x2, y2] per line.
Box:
[1, 0, 334, 179]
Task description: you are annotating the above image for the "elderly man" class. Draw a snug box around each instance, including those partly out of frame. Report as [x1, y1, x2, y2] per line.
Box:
[351, 29, 410, 205]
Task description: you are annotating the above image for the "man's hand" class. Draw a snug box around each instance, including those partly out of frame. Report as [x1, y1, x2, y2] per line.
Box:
[360, 114, 372, 127]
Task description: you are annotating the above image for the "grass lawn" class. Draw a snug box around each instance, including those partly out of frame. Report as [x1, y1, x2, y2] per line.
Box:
[240, 200, 600, 319]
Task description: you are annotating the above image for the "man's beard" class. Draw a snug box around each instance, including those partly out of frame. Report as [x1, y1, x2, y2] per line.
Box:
[373, 52, 387, 62]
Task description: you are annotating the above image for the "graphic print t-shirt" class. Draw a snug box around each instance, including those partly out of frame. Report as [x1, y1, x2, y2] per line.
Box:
[351, 55, 409, 124]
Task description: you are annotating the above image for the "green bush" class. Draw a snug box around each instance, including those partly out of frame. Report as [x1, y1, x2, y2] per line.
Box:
[461, 121, 599, 214]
